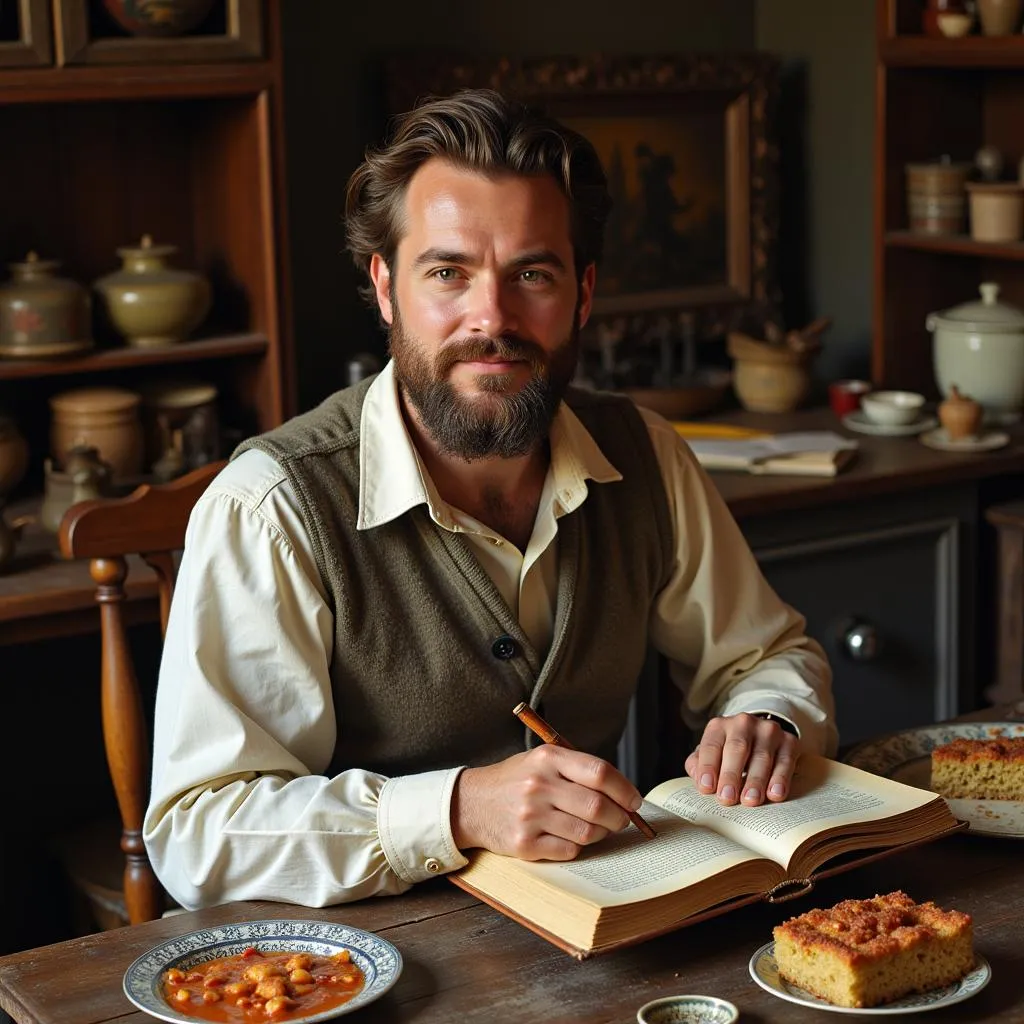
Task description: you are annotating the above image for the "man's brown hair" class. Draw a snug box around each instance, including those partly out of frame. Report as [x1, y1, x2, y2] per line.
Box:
[344, 88, 612, 306]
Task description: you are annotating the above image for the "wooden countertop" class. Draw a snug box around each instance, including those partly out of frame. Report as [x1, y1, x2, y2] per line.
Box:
[2, 406, 1022, 640]
[0, 496, 159, 644]
[701, 407, 1024, 519]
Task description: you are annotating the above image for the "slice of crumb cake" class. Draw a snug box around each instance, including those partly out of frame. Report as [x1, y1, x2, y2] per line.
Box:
[931, 737, 1024, 800]
[772, 891, 974, 1009]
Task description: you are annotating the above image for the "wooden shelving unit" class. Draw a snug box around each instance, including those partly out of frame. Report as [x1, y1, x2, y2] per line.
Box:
[880, 34, 1024, 67]
[0, 0, 292, 641]
[885, 230, 1024, 260]
[873, 0, 1024, 392]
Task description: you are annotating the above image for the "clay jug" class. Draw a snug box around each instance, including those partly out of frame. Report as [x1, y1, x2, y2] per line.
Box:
[939, 385, 983, 440]
[40, 447, 113, 534]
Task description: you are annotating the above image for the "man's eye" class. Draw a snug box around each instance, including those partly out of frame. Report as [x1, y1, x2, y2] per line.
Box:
[433, 267, 459, 282]
[520, 269, 549, 284]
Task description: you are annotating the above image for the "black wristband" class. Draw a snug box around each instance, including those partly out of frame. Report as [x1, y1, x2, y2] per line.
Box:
[754, 712, 798, 737]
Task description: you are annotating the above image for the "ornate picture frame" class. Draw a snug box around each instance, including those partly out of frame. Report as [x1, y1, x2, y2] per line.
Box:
[0, 0, 53, 67]
[386, 53, 782, 340]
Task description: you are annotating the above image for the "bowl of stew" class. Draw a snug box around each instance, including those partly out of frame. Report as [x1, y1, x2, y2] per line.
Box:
[123, 919, 403, 1022]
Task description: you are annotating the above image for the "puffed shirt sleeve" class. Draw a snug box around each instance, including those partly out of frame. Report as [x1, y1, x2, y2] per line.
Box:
[143, 452, 468, 911]
[640, 409, 839, 757]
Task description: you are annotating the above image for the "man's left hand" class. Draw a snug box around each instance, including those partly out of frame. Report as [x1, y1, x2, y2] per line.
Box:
[684, 712, 799, 807]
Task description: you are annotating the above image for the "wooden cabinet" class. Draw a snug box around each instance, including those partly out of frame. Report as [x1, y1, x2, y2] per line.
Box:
[0, 0, 292, 636]
[744, 487, 977, 747]
[874, 0, 1024, 393]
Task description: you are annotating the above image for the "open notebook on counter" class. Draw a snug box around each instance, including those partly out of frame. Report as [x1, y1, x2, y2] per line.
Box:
[673, 425, 859, 477]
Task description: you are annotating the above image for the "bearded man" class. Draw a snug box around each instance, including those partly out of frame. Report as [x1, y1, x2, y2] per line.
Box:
[145, 89, 836, 911]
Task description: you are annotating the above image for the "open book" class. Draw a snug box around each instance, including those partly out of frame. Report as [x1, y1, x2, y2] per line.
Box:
[450, 755, 963, 958]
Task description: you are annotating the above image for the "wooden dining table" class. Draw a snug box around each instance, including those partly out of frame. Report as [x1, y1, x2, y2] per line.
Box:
[1, 709, 1022, 1024]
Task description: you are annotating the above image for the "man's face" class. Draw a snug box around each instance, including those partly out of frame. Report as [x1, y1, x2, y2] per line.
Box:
[369, 157, 596, 460]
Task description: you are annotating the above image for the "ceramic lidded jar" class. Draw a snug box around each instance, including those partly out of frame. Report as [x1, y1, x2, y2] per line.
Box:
[0, 252, 92, 358]
[927, 282, 1024, 422]
[50, 386, 144, 480]
[94, 234, 211, 349]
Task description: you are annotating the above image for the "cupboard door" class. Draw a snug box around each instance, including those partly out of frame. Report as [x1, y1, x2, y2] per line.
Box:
[754, 518, 961, 747]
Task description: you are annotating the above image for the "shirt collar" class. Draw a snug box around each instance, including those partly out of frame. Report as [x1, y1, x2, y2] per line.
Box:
[356, 359, 623, 530]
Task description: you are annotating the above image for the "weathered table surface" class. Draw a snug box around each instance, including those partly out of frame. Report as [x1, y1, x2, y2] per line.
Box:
[2, 703, 1021, 1023]
[0, 806, 1021, 1021]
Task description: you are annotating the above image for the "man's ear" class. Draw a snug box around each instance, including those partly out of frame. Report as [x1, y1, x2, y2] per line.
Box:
[576, 263, 596, 330]
[369, 254, 393, 326]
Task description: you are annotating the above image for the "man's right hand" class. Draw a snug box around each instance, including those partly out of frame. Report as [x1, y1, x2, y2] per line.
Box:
[450, 745, 644, 862]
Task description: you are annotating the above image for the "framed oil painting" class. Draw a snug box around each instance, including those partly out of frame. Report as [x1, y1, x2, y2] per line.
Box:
[386, 53, 781, 338]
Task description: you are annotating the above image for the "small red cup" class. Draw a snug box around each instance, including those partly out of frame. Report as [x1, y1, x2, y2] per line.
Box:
[829, 379, 872, 418]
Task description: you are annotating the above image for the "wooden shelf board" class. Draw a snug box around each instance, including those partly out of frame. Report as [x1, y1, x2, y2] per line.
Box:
[885, 231, 1024, 260]
[0, 496, 158, 639]
[0, 61, 276, 103]
[881, 36, 1024, 68]
[0, 332, 268, 380]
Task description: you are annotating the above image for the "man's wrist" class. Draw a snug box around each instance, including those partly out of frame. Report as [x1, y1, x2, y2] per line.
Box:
[753, 711, 799, 737]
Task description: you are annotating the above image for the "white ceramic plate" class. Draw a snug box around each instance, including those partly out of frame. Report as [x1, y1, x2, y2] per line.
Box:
[842, 411, 938, 437]
[919, 428, 1010, 453]
[749, 941, 991, 1015]
[843, 721, 1024, 838]
[123, 919, 403, 1023]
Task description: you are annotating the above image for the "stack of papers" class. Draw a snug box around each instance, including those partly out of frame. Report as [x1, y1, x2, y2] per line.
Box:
[684, 431, 859, 477]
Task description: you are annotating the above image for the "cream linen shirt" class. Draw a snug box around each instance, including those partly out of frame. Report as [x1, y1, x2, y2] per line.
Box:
[145, 360, 837, 911]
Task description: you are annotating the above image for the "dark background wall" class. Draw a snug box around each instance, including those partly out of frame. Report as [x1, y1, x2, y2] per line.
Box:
[279, 1, 756, 412]
[755, 1, 876, 385]
[278, 1, 877, 413]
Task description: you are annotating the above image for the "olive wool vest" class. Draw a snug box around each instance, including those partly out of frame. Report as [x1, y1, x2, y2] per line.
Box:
[235, 378, 673, 777]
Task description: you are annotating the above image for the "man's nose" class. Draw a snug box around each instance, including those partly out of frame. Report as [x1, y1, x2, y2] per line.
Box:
[464, 276, 519, 337]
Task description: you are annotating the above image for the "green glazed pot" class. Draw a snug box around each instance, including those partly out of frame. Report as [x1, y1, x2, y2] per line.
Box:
[94, 234, 211, 349]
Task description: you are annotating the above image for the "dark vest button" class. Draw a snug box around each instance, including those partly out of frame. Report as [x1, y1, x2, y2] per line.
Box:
[491, 635, 518, 660]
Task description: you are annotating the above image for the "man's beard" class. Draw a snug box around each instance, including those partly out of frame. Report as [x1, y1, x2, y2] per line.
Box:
[388, 305, 580, 462]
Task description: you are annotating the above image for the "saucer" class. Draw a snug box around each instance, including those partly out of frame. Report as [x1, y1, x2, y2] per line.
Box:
[841, 411, 938, 437]
[919, 428, 1010, 453]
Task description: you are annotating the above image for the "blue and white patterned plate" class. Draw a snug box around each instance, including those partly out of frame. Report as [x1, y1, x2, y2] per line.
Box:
[843, 722, 1024, 838]
[123, 919, 403, 1023]
[749, 941, 991, 1015]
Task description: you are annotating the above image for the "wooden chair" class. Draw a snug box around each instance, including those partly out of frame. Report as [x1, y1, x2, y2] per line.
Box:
[57, 460, 226, 928]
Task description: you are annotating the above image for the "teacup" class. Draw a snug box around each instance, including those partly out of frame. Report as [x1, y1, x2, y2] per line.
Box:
[828, 379, 872, 418]
[860, 390, 926, 426]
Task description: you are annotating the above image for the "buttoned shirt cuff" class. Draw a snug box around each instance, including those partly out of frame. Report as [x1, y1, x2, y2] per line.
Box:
[718, 698, 803, 739]
[377, 767, 469, 884]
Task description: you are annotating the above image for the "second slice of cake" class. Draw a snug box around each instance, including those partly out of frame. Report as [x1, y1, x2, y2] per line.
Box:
[772, 890, 974, 1009]
[931, 736, 1024, 800]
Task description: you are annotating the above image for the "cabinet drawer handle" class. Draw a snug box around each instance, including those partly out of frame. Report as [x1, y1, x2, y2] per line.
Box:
[841, 619, 881, 662]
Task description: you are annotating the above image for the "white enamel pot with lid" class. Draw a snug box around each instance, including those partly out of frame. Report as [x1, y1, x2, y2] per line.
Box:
[927, 281, 1024, 421]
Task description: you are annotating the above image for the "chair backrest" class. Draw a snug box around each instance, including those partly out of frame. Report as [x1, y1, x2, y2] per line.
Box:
[58, 460, 226, 925]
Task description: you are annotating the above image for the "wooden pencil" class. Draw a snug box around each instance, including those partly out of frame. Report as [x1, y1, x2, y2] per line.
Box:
[512, 702, 657, 840]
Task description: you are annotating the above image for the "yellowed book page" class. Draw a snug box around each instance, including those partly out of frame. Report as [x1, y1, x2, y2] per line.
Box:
[468, 803, 771, 909]
[644, 755, 942, 871]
